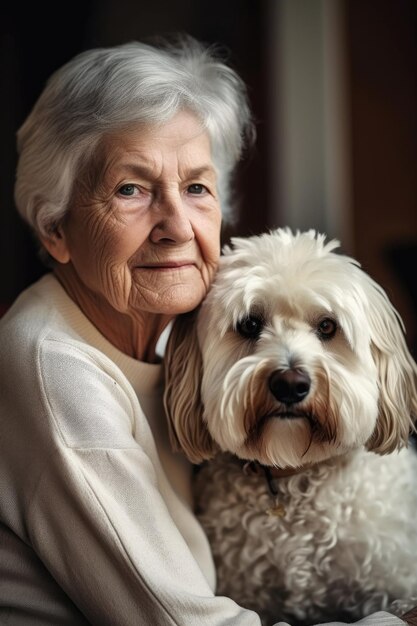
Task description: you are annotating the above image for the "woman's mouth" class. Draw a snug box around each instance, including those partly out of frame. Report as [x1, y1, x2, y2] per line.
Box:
[136, 261, 197, 271]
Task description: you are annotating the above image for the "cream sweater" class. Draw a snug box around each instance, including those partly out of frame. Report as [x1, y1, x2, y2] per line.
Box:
[0, 274, 404, 626]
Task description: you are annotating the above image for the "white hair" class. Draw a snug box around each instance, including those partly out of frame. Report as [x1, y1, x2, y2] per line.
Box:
[15, 36, 254, 240]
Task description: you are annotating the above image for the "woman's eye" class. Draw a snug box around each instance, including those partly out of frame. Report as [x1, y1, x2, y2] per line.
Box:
[187, 183, 207, 195]
[236, 316, 264, 340]
[316, 317, 337, 340]
[117, 184, 137, 197]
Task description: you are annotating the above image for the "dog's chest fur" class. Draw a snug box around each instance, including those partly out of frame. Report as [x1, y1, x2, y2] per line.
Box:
[194, 447, 417, 626]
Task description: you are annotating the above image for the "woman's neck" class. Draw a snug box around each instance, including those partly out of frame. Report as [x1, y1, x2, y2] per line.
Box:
[53, 264, 172, 363]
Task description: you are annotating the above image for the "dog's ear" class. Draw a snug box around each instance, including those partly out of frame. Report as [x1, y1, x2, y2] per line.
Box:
[364, 278, 417, 454]
[163, 310, 217, 464]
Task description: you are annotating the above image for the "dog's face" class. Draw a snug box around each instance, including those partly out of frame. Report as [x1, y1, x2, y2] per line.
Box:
[165, 229, 417, 468]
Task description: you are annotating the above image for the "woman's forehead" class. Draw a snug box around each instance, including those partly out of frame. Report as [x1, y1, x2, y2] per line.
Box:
[94, 116, 215, 181]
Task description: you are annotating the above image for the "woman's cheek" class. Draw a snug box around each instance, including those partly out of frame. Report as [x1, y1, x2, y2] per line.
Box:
[97, 261, 132, 310]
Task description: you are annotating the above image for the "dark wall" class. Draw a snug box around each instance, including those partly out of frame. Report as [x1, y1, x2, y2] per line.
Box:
[0, 1, 96, 305]
[346, 0, 417, 351]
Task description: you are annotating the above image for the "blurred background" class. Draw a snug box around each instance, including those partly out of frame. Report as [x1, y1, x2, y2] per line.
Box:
[1, 0, 416, 350]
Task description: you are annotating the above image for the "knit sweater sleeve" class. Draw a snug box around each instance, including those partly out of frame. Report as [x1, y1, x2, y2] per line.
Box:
[19, 336, 262, 626]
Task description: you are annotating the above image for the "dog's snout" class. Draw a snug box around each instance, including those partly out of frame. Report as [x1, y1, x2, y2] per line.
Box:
[268, 368, 311, 404]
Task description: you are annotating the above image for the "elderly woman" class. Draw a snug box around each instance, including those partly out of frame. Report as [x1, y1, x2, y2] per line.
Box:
[0, 37, 413, 626]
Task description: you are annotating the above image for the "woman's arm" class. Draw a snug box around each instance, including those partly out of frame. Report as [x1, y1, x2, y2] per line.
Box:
[21, 339, 264, 625]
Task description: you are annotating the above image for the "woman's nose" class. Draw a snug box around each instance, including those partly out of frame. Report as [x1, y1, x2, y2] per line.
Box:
[150, 192, 194, 244]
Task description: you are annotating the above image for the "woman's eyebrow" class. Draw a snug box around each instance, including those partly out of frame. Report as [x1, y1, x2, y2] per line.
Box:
[186, 165, 217, 179]
[114, 163, 217, 179]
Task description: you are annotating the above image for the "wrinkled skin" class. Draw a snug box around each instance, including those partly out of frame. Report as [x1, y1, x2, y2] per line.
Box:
[42, 111, 222, 362]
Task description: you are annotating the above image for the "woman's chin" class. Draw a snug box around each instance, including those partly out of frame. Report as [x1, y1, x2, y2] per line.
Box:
[131, 283, 207, 316]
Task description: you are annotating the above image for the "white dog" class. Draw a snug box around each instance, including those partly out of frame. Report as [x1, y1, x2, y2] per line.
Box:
[164, 228, 417, 626]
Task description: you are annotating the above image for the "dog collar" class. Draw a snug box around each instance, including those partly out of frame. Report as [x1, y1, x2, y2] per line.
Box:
[243, 460, 311, 489]
[241, 460, 315, 518]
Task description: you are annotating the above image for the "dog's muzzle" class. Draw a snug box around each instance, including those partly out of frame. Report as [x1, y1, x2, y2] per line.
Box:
[268, 368, 311, 406]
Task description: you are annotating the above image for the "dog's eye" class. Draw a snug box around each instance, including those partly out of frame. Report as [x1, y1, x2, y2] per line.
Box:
[316, 317, 337, 340]
[236, 316, 264, 340]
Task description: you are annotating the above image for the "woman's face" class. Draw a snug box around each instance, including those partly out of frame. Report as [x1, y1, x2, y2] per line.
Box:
[53, 111, 222, 317]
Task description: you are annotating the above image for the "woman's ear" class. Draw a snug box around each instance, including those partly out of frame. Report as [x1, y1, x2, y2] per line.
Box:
[40, 225, 70, 264]
[163, 310, 217, 464]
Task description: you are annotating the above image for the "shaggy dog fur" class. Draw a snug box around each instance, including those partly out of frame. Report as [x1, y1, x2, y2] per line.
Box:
[164, 228, 417, 626]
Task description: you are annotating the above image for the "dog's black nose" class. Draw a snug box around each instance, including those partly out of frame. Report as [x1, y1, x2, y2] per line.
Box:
[268, 368, 311, 404]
